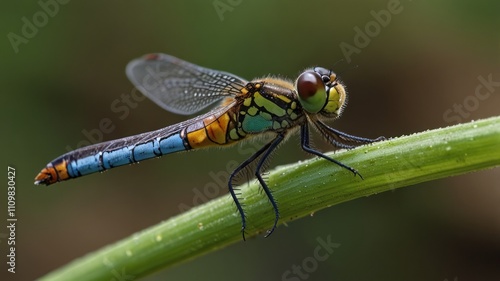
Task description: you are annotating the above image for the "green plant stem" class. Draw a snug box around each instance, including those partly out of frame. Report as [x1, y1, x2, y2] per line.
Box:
[40, 116, 500, 281]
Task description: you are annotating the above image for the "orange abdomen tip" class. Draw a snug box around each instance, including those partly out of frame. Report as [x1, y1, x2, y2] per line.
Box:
[34, 159, 70, 185]
[34, 165, 57, 185]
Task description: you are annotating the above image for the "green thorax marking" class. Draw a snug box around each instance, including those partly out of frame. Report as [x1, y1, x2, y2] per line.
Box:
[236, 82, 304, 134]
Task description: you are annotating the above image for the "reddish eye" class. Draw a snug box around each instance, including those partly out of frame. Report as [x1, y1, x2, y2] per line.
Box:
[296, 71, 327, 113]
[297, 72, 322, 100]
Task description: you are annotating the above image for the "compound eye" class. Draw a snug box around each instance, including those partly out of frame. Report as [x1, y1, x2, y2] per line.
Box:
[296, 71, 327, 113]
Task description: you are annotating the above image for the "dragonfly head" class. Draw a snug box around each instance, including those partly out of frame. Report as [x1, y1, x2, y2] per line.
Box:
[295, 67, 347, 117]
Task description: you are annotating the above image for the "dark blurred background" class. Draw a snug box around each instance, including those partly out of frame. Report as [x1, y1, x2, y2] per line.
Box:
[1, 1, 499, 280]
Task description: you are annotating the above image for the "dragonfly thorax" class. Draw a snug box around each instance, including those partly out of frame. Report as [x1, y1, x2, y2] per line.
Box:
[235, 81, 305, 135]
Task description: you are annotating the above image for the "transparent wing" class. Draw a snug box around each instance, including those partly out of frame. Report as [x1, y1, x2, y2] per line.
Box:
[126, 53, 248, 115]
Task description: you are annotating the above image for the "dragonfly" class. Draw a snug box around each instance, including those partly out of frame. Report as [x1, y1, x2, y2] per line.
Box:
[35, 53, 384, 239]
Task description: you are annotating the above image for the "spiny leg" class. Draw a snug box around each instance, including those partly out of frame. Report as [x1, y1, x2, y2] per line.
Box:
[301, 122, 363, 179]
[253, 133, 285, 238]
[228, 136, 280, 241]
[317, 120, 385, 144]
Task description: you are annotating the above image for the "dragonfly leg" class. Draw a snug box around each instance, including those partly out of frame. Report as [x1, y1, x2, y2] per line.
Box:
[301, 123, 363, 179]
[316, 120, 385, 145]
[254, 133, 285, 238]
[228, 133, 284, 240]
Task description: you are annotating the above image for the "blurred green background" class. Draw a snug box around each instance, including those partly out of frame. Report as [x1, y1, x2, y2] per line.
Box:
[1, 1, 499, 280]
